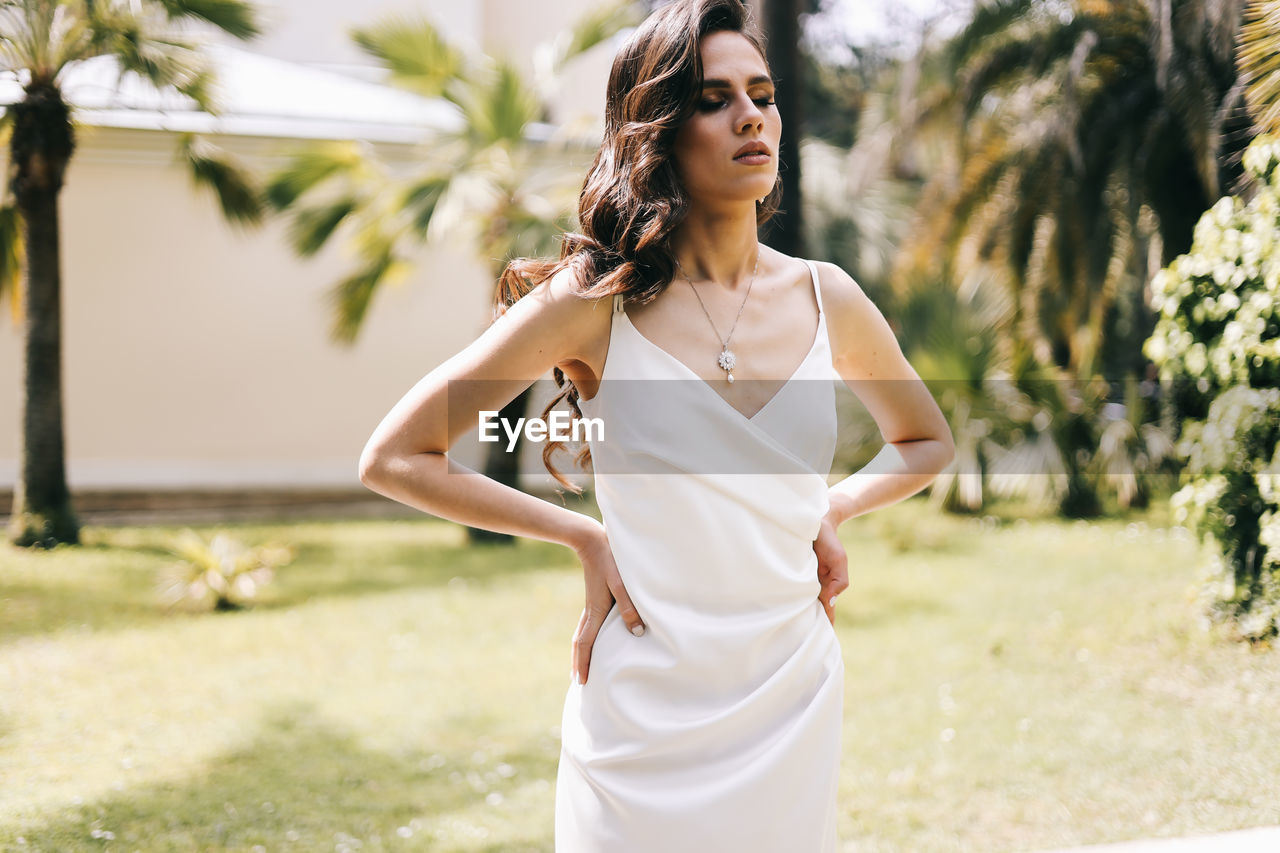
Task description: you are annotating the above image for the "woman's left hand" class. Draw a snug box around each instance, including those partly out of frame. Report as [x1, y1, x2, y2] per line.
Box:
[813, 515, 848, 626]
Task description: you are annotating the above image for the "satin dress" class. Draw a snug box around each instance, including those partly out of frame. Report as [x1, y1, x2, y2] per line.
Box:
[555, 259, 843, 852]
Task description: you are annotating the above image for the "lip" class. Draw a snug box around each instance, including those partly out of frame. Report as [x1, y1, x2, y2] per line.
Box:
[733, 141, 771, 161]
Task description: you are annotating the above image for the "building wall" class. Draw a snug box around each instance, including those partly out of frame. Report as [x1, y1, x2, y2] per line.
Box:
[232, 0, 484, 69]
[234, 0, 615, 127]
[0, 128, 522, 490]
[0, 0, 623, 495]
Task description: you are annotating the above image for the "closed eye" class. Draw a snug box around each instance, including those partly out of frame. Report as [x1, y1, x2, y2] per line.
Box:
[697, 96, 777, 112]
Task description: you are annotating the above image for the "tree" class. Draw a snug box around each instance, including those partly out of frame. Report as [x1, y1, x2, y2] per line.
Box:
[266, 5, 640, 545]
[898, 0, 1255, 382]
[1, 0, 264, 548]
[759, 0, 810, 255]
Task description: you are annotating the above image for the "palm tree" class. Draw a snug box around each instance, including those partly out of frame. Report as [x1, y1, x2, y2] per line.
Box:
[898, 0, 1255, 382]
[266, 4, 640, 545]
[1, 0, 264, 547]
[869, 0, 1260, 516]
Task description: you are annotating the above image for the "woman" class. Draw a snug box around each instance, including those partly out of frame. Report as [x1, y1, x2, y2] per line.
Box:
[359, 0, 954, 849]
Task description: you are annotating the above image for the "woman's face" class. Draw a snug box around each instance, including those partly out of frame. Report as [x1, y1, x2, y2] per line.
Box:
[672, 30, 780, 209]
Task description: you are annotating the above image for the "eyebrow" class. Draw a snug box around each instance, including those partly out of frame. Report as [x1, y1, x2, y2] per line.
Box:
[701, 76, 774, 89]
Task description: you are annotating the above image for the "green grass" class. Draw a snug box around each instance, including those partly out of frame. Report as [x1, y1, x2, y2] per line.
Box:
[1, 498, 1277, 852]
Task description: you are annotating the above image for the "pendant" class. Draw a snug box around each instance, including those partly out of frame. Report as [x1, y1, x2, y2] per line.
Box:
[718, 348, 736, 383]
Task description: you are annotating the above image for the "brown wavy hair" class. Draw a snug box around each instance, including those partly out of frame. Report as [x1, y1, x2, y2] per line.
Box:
[493, 0, 782, 493]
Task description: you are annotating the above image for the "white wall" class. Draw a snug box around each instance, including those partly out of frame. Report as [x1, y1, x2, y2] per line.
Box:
[231, 0, 484, 69]
[0, 0, 623, 493]
[0, 127, 498, 489]
[231, 0, 618, 135]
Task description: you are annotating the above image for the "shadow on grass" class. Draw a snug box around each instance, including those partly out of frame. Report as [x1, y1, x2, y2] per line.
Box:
[0, 579, 172, 646]
[5, 703, 560, 852]
[269, 539, 578, 606]
[0, 520, 580, 646]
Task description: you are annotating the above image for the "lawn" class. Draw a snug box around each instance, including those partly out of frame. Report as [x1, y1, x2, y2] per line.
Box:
[1, 496, 1278, 852]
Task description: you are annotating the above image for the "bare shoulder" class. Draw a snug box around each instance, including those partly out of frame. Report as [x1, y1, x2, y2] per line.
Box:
[809, 259, 913, 380]
[508, 264, 609, 328]
[359, 263, 612, 462]
[810, 259, 873, 318]
[493, 264, 613, 370]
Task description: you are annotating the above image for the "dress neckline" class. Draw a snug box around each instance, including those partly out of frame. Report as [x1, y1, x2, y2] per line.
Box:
[617, 310, 823, 423]
[611, 259, 826, 424]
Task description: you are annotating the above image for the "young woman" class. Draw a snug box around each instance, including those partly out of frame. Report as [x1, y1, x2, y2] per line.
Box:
[359, 0, 954, 849]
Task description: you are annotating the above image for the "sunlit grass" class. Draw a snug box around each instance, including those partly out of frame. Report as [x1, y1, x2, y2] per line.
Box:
[1, 497, 1277, 851]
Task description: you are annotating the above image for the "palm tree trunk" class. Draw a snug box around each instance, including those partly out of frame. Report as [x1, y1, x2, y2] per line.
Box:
[7, 84, 79, 547]
[467, 385, 532, 545]
[761, 0, 805, 257]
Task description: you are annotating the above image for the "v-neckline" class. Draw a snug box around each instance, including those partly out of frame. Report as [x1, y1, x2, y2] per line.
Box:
[617, 307, 824, 423]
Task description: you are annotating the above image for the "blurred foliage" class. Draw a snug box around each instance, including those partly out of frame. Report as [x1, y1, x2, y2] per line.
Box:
[803, 4, 1182, 512]
[1147, 134, 1280, 642]
[896, 0, 1253, 382]
[158, 529, 295, 612]
[1240, 0, 1280, 137]
[266, 2, 642, 345]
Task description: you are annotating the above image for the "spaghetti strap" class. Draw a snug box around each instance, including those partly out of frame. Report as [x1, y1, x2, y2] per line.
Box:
[612, 293, 625, 314]
[804, 259, 825, 315]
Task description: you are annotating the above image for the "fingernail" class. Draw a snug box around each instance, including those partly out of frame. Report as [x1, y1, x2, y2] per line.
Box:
[631, 624, 645, 637]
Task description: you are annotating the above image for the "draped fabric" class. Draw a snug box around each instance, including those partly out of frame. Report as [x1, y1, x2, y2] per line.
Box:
[555, 260, 843, 852]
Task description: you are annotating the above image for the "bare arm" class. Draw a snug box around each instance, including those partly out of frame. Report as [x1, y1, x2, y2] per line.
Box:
[360, 268, 648, 682]
[357, 268, 606, 551]
[816, 261, 956, 526]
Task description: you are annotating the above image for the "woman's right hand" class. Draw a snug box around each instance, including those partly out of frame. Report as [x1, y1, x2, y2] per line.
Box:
[571, 524, 645, 685]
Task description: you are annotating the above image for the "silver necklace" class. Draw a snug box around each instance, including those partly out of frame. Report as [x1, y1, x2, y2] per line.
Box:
[675, 250, 760, 384]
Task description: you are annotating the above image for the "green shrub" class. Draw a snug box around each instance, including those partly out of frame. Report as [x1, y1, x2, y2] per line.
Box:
[1146, 133, 1280, 642]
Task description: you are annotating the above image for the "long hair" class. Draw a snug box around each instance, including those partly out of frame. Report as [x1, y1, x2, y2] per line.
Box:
[495, 0, 780, 493]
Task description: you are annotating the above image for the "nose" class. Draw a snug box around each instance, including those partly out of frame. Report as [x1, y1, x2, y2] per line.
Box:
[735, 95, 764, 134]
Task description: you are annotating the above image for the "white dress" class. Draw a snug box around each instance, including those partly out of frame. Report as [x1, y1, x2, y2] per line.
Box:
[556, 259, 843, 852]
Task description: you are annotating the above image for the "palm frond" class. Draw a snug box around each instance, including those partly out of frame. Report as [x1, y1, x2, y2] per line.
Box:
[288, 195, 360, 256]
[178, 133, 263, 225]
[986, 420, 1069, 506]
[546, 0, 642, 71]
[0, 1, 94, 82]
[957, 19, 1085, 119]
[44, 4, 93, 77]
[325, 247, 404, 345]
[265, 141, 368, 209]
[152, 0, 260, 41]
[1240, 0, 1280, 136]
[350, 15, 462, 100]
[97, 15, 221, 113]
[401, 174, 450, 237]
[463, 60, 540, 146]
[946, 0, 1040, 75]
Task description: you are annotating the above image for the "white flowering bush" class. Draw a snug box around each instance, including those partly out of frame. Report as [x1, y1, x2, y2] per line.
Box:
[1147, 134, 1280, 642]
